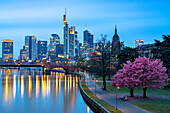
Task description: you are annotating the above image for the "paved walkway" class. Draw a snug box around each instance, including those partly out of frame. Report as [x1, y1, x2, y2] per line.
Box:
[83, 73, 149, 113]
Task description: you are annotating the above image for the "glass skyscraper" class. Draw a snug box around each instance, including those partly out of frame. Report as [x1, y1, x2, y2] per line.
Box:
[63, 11, 69, 58]
[2, 40, 13, 60]
[25, 36, 37, 61]
[69, 26, 75, 58]
[38, 41, 47, 60]
[49, 34, 60, 51]
[75, 31, 79, 57]
[83, 29, 94, 57]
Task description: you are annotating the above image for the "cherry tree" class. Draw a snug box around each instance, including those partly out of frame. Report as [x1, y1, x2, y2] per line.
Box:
[112, 57, 169, 98]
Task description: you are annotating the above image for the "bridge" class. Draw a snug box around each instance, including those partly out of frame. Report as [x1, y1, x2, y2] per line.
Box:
[0, 63, 78, 74]
[0, 63, 45, 74]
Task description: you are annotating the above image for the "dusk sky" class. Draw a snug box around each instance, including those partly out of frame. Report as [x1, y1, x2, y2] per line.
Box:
[0, 0, 170, 59]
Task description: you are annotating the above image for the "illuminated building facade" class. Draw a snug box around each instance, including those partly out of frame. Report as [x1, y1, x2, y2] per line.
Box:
[2, 40, 13, 60]
[135, 39, 144, 47]
[75, 31, 79, 57]
[69, 26, 75, 58]
[56, 44, 64, 58]
[20, 46, 27, 60]
[48, 51, 56, 61]
[79, 43, 84, 57]
[38, 41, 47, 60]
[49, 34, 60, 51]
[25, 36, 37, 61]
[112, 25, 120, 51]
[83, 29, 94, 57]
[63, 10, 69, 58]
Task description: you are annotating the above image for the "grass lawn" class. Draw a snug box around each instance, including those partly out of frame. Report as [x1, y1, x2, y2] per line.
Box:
[81, 80, 122, 113]
[96, 81, 170, 113]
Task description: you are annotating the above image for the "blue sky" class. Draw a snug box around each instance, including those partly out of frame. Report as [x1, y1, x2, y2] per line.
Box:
[0, 0, 170, 59]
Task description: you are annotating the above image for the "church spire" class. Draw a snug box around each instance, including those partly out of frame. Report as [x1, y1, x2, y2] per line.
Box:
[115, 25, 117, 35]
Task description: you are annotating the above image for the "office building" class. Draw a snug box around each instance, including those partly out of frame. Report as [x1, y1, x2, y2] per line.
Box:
[49, 34, 60, 51]
[83, 28, 94, 57]
[63, 10, 69, 57]
[75, 31, 79, 57]
[48, 51, 56, 61]
[135, 40, 144, 47]
[38, 41, 47, 60]
[2, 40, 13, 60]
[56, 44, 64, 58]
[69, 26, 75, 58]
[79, 43, 84, 57]
[25, 36, 37, 61]
[20, 46, 27, 60]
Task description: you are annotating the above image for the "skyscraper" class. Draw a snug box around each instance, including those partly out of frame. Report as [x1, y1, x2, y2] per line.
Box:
[56, 44, 64, 58]
[83, 28, 94, 57]
[2, 40, 13, 60]
[63, 9, 69, 57]
[75, 31, 79, 57]
[49, 34, 60, 51]
[25, 36, 37, 61]
[112, 25, 120, 51]
[69, 26, 75, 58]
[38, 41, 47, 60]
[20, 46, 27, 60]
[135, 40, 144, 47]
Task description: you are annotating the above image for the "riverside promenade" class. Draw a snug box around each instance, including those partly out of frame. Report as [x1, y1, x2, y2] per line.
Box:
[83, 73, 149, 113]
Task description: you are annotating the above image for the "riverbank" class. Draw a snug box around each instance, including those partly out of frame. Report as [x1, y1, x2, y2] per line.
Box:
[96, 81, 170, 113]
[80, 79, 122, 113]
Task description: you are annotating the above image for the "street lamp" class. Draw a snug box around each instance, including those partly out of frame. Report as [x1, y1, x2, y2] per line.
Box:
[116, 86, 120, 110]
[95, 79, 98, 96]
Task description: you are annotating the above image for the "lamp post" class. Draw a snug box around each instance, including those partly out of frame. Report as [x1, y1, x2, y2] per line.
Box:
[95, 79, 97, 96]
[116, 87, 120, 110]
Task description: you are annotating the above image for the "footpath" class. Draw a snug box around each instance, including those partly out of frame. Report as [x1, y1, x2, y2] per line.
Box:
[82, 73, 149, 113]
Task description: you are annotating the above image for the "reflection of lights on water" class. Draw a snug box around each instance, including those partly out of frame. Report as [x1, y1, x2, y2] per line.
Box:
[5, 76, 8, 102]
[73, 77, 75, 92]
[13, 75, 16, 99]
[64, 75, 66, 96]
[21, 75, 24, 98]
[42, 75, 47, 97]
[47, 76, 49, 96]
[36, 75, 40, 98]
[56, 75, 58, 95]
[70, 75, 72, 91]
[59, 75, 61, 94]
[28, 75, 32, 99]
[87, 106, 90, 113]
[68, 76, 69, 92]
[76, 76, 78, 83]
[18, 76, 20, 89]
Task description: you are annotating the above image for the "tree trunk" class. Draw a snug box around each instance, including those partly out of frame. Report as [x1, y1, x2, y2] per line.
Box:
[103, 75, 106, 90]
[143, 87, 147, 98]
[130, 88, 134, 97]
[108, 73, 111, 80]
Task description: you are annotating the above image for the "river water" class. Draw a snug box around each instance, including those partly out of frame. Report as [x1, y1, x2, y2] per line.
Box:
[0, 68, 93, 113]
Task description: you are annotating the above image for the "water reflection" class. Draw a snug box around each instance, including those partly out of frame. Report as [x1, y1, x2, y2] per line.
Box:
[0, 69, 93, 113]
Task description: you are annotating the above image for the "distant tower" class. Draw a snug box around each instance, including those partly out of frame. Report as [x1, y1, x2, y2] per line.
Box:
[38, 41, 47, 60]
[63, 8, 69, 57]
[2, 40, 13, 60]
[49, 34, 60, 51]
[83, 27, 94, 57]
[25, 36, 37, 61]
[112, 25, 120, 51]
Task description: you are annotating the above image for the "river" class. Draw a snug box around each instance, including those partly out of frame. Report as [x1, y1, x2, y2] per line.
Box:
[0, 68, 93, 113]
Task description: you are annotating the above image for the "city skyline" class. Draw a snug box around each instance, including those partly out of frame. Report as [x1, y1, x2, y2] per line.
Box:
[0, 0, 170, 59]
